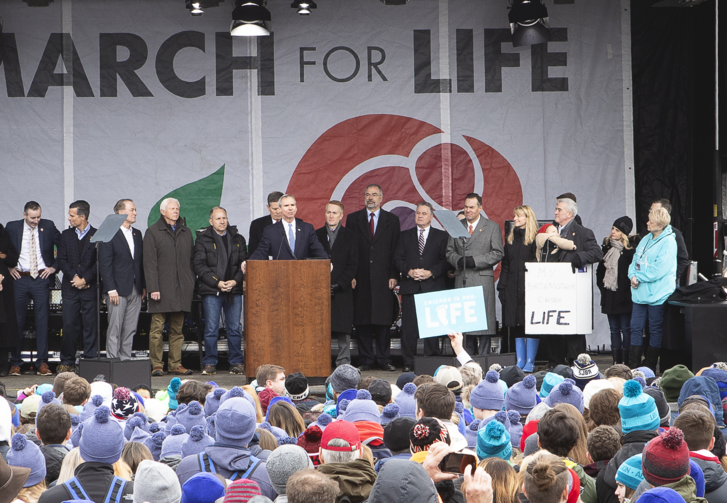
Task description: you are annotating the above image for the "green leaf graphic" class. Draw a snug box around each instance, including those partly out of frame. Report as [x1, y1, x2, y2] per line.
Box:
[148, 165, 225, 239]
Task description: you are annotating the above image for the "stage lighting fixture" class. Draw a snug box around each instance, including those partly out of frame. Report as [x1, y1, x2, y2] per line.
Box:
[508, 0, 551, 48]
[291, 0, 317, 15]
[186, 0, 204, 16]
[231, 0, 271, 36]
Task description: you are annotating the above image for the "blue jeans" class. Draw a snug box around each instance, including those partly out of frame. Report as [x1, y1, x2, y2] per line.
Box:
[202, 294, 243, 366]
[630, 302, 666, 349]
[608, 313, 631, 351]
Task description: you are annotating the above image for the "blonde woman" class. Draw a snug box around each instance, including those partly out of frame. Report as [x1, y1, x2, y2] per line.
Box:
[497, 205, 538, 371]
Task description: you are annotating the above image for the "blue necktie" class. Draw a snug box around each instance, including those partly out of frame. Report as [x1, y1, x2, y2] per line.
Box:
[289, 223, 296, 253]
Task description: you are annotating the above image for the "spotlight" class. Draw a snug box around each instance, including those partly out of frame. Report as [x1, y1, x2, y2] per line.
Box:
[291, 0, 317, 15]
[508, 0, 550, 47]
[186, 0, 204, 15]
[231, 0, 272, 37]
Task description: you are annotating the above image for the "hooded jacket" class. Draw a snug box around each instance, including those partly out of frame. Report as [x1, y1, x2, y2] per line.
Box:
[316, 458, 377, 503]
[596, 429, 659, 503]
[175, 444, 276, 500]
[37, 462, 134, 503]
[690, 454, 727, 502]
[627, 225, 677, 305]
[40, 444, 68, 485]
[367, 459, 439, 503]
[632, 475, 707, 503]
[678, 377, 726, 428]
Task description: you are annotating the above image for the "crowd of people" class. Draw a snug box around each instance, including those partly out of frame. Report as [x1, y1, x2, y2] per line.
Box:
[0, 330, 726, 503]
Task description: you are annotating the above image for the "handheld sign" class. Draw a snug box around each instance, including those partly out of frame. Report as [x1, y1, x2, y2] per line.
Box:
[414, 286, 487, 338]
[525, 262, 593, 335]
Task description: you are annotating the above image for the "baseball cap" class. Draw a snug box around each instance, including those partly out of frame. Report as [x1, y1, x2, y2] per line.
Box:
[321, 421, 361, 452]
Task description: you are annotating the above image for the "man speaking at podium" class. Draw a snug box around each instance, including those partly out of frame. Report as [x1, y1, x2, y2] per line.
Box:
[246, 194, 327, 263]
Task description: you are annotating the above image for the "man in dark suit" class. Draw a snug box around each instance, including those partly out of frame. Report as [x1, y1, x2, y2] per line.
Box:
[246, 194, 327, 262]
[56, 200, 98, 373]
[247, 191, 284, 257]
[316, 201, 358, 367]
[394, 202, 450, 372]
[98, 199, 145, 360]
[345, 184, 401, 372]
[548, 195, 604, 366]
[6, 200, 61, 376]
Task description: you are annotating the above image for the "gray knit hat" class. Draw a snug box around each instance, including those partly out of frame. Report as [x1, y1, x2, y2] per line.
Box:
[330, 364, 361, 393]
[133, 460, 182, 503]
[265, 444, 313, 494]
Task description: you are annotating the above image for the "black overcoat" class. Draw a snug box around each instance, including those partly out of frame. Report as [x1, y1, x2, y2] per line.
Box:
[316, 225, 359, 333]
[497, 227, 537, 327]
[596, 238, 636, 315]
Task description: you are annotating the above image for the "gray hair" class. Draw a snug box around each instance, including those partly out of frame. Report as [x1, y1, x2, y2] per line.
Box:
[365, 184, 383, 197]
[320, 438, 359, 464]
[557, 198, 578, 217]
[160, 197, 180, 212]
[279, 194, 297, 205]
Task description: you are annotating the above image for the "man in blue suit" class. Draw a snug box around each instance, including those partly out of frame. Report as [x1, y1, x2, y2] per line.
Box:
[6, 200, 61, 376]
[246, 194, 328, 263]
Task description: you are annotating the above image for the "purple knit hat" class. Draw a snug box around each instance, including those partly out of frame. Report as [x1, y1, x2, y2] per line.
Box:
[181, 425, 215, 458]
[176, 400, 206, 433]
[470, 371, 506, 411]
[342, 390, 381, 423]
[504, 375, 538, 416]
[544, 379, 584, 413]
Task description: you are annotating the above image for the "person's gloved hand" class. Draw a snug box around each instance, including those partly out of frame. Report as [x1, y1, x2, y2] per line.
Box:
[571, 254, 583, 269]
[465, 256, 476, 269]
[331, 283, 342, 295]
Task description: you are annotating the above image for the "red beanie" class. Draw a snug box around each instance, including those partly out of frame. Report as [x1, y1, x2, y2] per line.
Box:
[258, 388, 278, 414]
[521, 420, 539, 452]
[642, 427, 690, 486]
[297, 425, 322, 465]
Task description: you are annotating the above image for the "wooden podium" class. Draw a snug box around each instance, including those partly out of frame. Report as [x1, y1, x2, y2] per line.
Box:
[245, 260, 331, 380]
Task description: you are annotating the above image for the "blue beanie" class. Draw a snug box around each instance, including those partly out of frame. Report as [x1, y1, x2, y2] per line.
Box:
[220, 386, 257, 412]
[507, 410, 523, 447]
[470, 371, 505, 411]
[123, 412, 149, 440]
[215, 397, 256, 447]
[129, 425, 151, 444]
[79, 405, 125, 464]
[615, 454, 644, 490]
[689, 459, 705, 498]
[380, 403, 400, 425]
[36, 391, 62, 425]
[466, 419, 482, 449]
[638, 367, 656, 380]
[619, 380, 660, 434]
[176, 400, 206, 433]
[182, 425, 215, 458]
[181, 472, 226, 503]
[394, 383, 417, 419]
[312, 413, 333, 431]
[544, 379, 584, 413]
[636, 487, 688, 503]
[167, 378, 181, 410]
[342, 390, 381, 423]
[80, 394, 104, 422]
[144, 430, 167, 461]
[8, 433, 46, 487]
[504, 375, 537, 416]
[336, 389, 358, 417]
[161, 424, 189, 458]
[206, 414, 216, 439]
[539, 373, 565, 398]
[476, 420, 512, 461]
[264, 396, 295, 422]
[204, 388, 227, 416]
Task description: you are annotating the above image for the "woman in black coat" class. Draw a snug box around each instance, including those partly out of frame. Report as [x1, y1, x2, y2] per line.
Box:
[0, 224, 19, 377]
[596, 216, 635, 365]
[497, 205, 538, 371]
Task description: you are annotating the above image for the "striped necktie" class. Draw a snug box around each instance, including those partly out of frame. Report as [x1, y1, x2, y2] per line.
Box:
[419, 228, 425, 255]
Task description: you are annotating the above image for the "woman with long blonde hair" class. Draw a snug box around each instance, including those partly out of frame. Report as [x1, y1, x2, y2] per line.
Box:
[462, 457, 520, 503]
[499, 205, 539, 372]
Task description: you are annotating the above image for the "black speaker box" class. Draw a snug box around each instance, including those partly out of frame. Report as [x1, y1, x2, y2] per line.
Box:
[79, 358, 151, 390]
[413, 353, 518, 376]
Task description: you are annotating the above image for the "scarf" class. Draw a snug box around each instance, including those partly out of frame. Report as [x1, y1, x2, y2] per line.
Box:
[603, 238, 624, 291]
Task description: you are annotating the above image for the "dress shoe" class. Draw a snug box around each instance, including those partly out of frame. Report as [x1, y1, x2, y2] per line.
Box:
[37, 363, 53, 376]
[380, 364, 396, 372]
[358, 364, 373, 372]
[151, 367, 164, 377]
[169, 366, 193, 375]
[9, 366, 21, 376]
[403, 366, 414, 373]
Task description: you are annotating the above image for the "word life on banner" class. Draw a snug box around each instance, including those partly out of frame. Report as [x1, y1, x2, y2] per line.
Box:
[414, 286, 488, 339]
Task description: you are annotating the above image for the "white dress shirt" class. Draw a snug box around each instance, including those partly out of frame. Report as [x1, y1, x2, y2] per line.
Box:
[416, 225, 431, 246]
[120, 226, 134, 259]
[369, 208, 381, 234]
[18, 222, 47, 272]
[284, 220, 296, 249]
[466, 216, 480, 235]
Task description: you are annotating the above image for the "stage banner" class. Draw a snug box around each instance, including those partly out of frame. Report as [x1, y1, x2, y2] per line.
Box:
[0, 0, 633, 347]
[414, 286, 487, 338]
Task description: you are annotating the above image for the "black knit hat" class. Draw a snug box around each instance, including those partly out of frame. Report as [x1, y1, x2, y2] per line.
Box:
[396, 372, 417, 389]
[500, 366, 525, 388]
[368, 379, 392, 406]
[285, 372, 309, 401]
[613, 216, 633, 235]
[383, 416, 416, 452]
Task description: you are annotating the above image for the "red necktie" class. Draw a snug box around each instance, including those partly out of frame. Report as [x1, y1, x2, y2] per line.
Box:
[369, 212, 375, 237]
[469, 224, 474, 236]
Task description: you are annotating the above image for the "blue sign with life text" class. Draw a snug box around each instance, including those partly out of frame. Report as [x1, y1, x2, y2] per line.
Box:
[414, 286, 488, 338]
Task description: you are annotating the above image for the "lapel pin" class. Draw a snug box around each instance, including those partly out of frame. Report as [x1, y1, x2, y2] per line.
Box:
[40, 228, 44, 231]
[572, 232, 575, 236]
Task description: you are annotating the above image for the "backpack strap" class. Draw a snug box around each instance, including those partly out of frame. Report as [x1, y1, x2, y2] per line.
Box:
[240, 455, 262, 481]
[63, 477, 90, 501]
[103, 476, 127, 503]
[198, 452, 217, 474]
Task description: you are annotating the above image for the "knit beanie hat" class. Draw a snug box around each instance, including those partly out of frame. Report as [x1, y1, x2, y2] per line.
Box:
[539, 373, 565, 399]
[182, 425, 215, 458]
[380, 403, 400, 425]
[130, 424, 151, 444]
[571, 354, 600, 391]
[258, 421, 289, 445]
[644, 387, 671, 427]
[476, 420, 512, 461]
[521, 420, 539, 452]
[615, 454, 644, 490]
[545, 380, 584, 413]
[394, 383, 418, 419]
[369, 379, 393, 406]
[635, 487, 689, 503]
[181, 472, 226, 503]
[176, 400, 206, 433]
[215, 397, 256, 447]
[205, 388, 227, 417]
[161, 424, 189, 459]
[383, 416, 416, 453]
[470, 371, 506, 411]
[396, 372, 417, 389]
[500, 366, 525, 388]
[507, 410, 523, 447]
[80, 405, 125, 464]
[222, 479, 262, 503]
[285, 372, 310, 401]
[89, 381, 114, 408]
[481, 410, 511, 434]
[220, 387, 257, 413]
[35, 391, 62, 425]
[145, 430, 167, 461]
[167, 378, 182, 411]
[264, 397, 295, 422]
[466, 419, 482, 449]
[583, 379, 616, 409]
[613, 216, 633, 235]
[133, 460, 182, 503]
[619, 380, 660, 434]
[638, 367, 657, 380]
[8, 433, 46, 487]
[311, 412, 333, 432]
[409, 417, 450, 453]
[124, 413, 149, 440]
[660, 365, 694, 402]
[330, 364, 361, 393]
[258, 388, 278, 414]
[297, 425, 323, 463]
[111, 387, 139, 421]
[504, 375, 538, 416]
[342, 390, 381, 423]
[266, 445, 313, 494]
[642, 428, 691, 486]
[526, 402, 551, 424]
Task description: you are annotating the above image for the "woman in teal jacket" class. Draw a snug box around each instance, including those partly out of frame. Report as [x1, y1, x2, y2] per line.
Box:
[627, 207, 677, 372]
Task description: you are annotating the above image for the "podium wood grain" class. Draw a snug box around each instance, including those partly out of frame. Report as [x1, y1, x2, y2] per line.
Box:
[245, 260, 331, 378]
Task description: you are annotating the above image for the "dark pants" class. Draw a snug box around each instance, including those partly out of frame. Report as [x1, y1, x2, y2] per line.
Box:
[543, 334, 586, 366]
[630, 302, 666, 349]
[465, 334, 491, 356]
[61, 290, 98, 365]
[332, 331, 351, 366]
[608, 313, 631, 351]
[400, 294, 440, 366]
[11, 275, 50, 367]
[355, 324, 391, 366]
